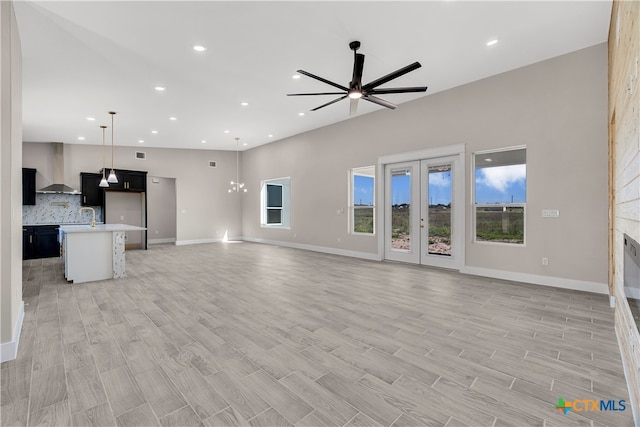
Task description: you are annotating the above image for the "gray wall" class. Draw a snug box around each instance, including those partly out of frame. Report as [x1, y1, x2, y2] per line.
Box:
[105, 191, 144, 246]
[147, 176, 176, 243]
[23, 143, 242, 244]
[242, 44, 609, 286]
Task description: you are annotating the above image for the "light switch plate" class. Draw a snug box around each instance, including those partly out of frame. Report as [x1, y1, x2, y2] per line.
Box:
[542, 209, 559, 218]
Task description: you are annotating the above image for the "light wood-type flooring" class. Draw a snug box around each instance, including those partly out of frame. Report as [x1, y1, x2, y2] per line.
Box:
[2, 242, 634, 426]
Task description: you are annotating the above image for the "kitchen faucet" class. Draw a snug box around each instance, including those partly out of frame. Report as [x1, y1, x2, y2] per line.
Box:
[78, 207, 96, 227]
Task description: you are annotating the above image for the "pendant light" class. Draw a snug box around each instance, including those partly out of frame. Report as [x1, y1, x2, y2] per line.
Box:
[107, 111, 118, 183]
[99, 125, 109, 187]
[228, 137, 247, 193]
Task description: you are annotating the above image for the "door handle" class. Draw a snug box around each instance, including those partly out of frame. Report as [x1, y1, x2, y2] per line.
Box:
[29, 236, 32, 244]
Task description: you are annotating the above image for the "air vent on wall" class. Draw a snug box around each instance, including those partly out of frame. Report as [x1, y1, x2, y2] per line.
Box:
[209, 161, 217, 168]
[135, 151, 146, 160]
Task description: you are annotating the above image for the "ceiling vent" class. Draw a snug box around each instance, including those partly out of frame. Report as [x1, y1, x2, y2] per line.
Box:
[135, 151, 146, 160]
[209, 160, 217, 168]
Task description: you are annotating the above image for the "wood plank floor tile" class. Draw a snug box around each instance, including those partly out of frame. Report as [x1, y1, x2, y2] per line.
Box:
[203, 406, 249, 427]
[65, 364, 106, 416]
[134, 367, 187, 418]
[158, 405, 203, 427]
[29, 399, 70, 427]
[248, 407, 292, 427]
[171, 367, 229, 419]
[279, 371, 357, 425]
[70, 402, 116, 427]
[116, 403, 159, 427]
[101, 366, 146, 417]
[6, 242, 633, 427]
[29, 364, 67, 414]
[241, 370, 313, 424]
[315, 372, 402, 426]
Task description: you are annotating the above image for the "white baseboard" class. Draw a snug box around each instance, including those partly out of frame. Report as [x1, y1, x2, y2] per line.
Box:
[148, 238, 176, 245]
[460, 266, 609, 295]
[175, 237, 224, 246]
[615, 325, 640, 427]
[0, 301, 24, 363]
[241, 237, 382, 261]
[610, 295, 616, 308]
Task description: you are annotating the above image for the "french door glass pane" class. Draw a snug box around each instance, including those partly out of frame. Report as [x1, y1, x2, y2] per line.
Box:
[391, 168, 411, 251]
[428, 164, 452, 256]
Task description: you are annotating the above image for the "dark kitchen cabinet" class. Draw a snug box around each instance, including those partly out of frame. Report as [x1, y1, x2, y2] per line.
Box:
[22, 168, 36, 205]
[100, 169, 147, 192]
[23, 225, 60, 260]
[23, 227, 34, 259]
[81, 172, 105, 207]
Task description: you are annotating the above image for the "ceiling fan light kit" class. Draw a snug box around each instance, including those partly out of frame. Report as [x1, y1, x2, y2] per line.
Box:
[288, 40, 428, 115]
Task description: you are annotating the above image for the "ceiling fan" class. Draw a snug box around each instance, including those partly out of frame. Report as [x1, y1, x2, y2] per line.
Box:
[288, 41, 428, 115]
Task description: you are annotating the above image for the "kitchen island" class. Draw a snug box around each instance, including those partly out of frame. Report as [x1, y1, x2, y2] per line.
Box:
[59, 224, 146, 283]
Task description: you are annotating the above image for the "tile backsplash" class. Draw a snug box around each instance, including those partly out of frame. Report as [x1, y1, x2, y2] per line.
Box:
[23, 194, 103, 225]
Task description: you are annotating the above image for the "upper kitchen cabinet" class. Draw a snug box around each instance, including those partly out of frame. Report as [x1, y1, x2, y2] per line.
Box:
[22, 168, 36, 205]
[101, 169, 147, 192]
[81, 172, 104, 207]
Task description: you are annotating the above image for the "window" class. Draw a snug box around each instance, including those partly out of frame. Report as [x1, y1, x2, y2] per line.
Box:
[350, 166, 375, 234]
[261, 177, 290, 228]
[474, 147, 526, 244]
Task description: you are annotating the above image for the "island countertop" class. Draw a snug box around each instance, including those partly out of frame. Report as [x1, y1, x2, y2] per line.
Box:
[59, 223, 146, 233]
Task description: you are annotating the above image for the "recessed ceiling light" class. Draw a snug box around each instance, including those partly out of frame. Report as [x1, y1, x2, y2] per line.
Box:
[77, 136, 85, 140]
[86, 117, 95, 121]
[298, 112, 305, 116]
[242, 143, 248, 146]
[138, 140, 144, 143]
[193, 45, 207, 52]
[224, 130, 230, 134]
[151, 130, 158, 134]
[268, 134, 273, 138]
[241, 102, 249, 106]
[169, 117, 177, 121]
[292, 74, 301, 79]
[201, 140, 206, 143]
[484, 158, 493, 162]
[154, 86, 166, 91]
[486, 38, 499, 47]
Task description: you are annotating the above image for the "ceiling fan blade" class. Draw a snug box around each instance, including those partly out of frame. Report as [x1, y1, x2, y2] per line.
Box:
[349, 98, 359, 116]
[297, 69, 349, 92]
[363, 95, 397, 110]
[311, 95, 348, 111]
[367, 86, 428, 95]
[287, 92, 346, 96]
[351, 53, 365, 88]
[362, 62, 422, 91]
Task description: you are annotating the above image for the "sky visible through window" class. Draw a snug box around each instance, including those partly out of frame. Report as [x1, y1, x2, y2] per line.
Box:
[353, 175, 374, 206]
[387, 164, 526, 206]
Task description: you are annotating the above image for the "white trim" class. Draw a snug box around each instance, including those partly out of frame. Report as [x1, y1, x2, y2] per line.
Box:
[460, 266, 608, 294]
[1, 301, 25, 363]
[615, 325, 640, 427]
[378, 143, 466, 165]
[148, 238, 176, 245]
[610, 295, 616, 308]
[175, 237, 225, 246]
[241, 237, 382, 261]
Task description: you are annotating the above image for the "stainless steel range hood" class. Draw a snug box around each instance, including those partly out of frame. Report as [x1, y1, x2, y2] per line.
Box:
[37, 143, 81, 194]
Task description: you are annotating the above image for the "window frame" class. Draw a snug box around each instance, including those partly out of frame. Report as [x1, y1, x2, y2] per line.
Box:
[349, 166, 376, 235]
[473, 146, 527, 246]
[260, 177, 291, 229]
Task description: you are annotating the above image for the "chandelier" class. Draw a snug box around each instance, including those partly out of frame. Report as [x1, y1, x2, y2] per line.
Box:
[229, 137, 247, 193]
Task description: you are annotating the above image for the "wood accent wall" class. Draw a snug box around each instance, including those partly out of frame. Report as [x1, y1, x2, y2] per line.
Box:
[608, 0, 640, 419]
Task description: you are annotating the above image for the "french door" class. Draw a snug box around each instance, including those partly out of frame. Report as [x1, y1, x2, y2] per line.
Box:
[384, 155, 463, 269]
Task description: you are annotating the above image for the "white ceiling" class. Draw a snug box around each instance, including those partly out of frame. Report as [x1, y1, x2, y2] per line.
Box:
[14, 1, 612, 152]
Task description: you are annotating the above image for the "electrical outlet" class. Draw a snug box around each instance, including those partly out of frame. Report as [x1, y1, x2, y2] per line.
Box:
[542, 257, 549, 266]
[120, 215, 125, 220]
